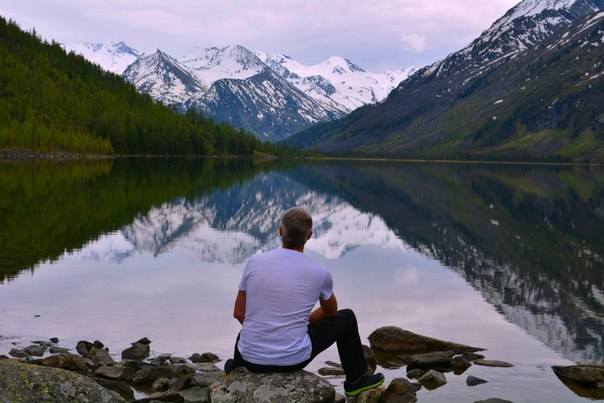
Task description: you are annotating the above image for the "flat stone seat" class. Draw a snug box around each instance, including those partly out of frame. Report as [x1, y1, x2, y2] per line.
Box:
[210, 367, 336, 403]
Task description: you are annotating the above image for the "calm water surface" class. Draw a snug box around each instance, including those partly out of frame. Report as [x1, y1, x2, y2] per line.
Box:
[1, 159, 603, 402]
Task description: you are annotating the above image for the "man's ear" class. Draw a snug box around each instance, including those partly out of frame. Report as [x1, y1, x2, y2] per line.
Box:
[307, 230, 313, 240]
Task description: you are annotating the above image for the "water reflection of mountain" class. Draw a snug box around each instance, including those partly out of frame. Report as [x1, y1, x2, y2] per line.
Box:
[290, 163, 604, 364]
[83, 172, 404, 264]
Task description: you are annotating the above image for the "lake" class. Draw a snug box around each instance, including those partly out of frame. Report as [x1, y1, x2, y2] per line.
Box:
[1, 159, 603, 402]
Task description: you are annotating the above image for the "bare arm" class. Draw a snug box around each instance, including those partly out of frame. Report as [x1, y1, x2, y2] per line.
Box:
[309, 293, 338, 324]
[233, 290, 246, 325]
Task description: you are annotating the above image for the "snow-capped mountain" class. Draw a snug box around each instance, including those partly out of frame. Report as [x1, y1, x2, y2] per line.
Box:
[180, 45, 266, 86]
[63, 41, 411, 141]
[63, 41, 140, 74]
[288, 0, 604, 159]
[256, 52, 414, 112]
[123, 50, 206, 107]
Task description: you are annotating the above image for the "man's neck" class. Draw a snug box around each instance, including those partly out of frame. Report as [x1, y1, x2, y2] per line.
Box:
[282, 245, 304, 253]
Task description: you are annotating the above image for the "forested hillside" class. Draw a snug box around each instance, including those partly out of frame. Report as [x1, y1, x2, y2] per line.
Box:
[0, 17, 283, 155]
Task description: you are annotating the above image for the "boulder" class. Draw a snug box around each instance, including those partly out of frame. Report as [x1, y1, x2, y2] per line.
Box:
[190, 352, 220, 363]
[406, 368, 425, 379]
[335, 392, 346, 403]
[40, 353, 89, 372]
[474, 359, 513, 368]
[189, 371, 224, 387]
[8, 347, 29, 358]
[318, 366, 346, 376]
[132, 366, 176, 384]
[170, 356, 188, 364]
[24, 344, 48, 356]
[552, 365, 604, 385]
[49, 346, 70, 354]
[49, 337, 59, 344]
[380, 378, 420, 403]
[324, 360, 342, 368]
[368, 326, 484, 355]
[152, 377, 171, 392]
[91, 348, 115, 366]
[467, 375, 488, 386]
[77, 340, 94, 357]
[209, 368, 335, 403]
[95, 364, 137, 381]
[463, 352, 486, 361]
[178, 386, 210, 403]
[122, 339, 151, 360]
[406, 350, 455, 370]
[348, 387, 384, 403]
[93, 377, 135, 401]
[0, 359, 123, 402]
[451, 355, 472, 374]
[418, 369, 447, 390]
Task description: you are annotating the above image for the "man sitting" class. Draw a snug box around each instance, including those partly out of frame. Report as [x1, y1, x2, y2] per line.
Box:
[225, 207, 384, 397]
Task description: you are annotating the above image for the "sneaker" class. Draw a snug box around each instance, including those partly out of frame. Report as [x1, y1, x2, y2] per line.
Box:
[344, 373, 385, 396]
[224, 358, 244, 374]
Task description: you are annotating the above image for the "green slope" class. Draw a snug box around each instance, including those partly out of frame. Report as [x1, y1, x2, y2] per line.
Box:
[288, 12, 604, 162]
[0, 17, 286, 156]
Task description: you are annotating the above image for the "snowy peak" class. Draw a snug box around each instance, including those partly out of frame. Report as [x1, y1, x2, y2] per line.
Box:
[257, 51, 414, 112]
[179, 44, 266, 86]
[123, 50, 205, 107]
[63, 41, 140, 74]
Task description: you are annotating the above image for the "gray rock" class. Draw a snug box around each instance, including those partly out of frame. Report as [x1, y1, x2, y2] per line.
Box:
[406, 368, 425, 379]
[24, 344, 47, 356]
[324, 360, 342, 368]
[0, 359, 123, 402]
[40, 353, 89, 372]
[32, 340, 53, 347]
[77, 340, 94, 357]
[318, 366, 345, 376]
[189, 352, 220, 363]
[347, 387, 384, 403]
[92, 348, 116, 366]
[463, 352, 486, 361]
[418, 369, 447, 390]
[406, 350, 455, 370]
[467, 375, 488, 386]
[474, 359, 514, 368]
[132, 366, 175, 384]
[151, 377, 171, 392]
[178, 386, 210, 403]
[170, 356, 188, 364]
[209, 368, 335, 403]
[172, 363, 196, 377]
[380, 378, 419, 403]
[122, 340, 150, 361]
[49, 337, 59, 344]
[95, 364, 137, 381]
[8, 348, 28, 358]
[451, 355, 472, 374]
[93, 377, 135, 401]
[49, 346, 70, 354]
[335, 392, 346, 403]
[368, 326, 484, 355]
[552, 365, 604, 385]
[195, 362, 222, 372]
[0, 355, 8, 360]
[189, 371, 224, 387]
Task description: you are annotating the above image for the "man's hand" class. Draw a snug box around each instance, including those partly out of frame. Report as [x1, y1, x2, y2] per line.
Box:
[233, 290, 246, 324]
[309, 294, 338, 324]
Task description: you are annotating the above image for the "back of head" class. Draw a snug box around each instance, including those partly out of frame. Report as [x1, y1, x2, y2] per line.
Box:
[280, 207, 313, 249]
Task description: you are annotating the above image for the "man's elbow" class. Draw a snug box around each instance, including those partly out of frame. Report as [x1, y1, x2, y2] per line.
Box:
[233, 312, 244, 322]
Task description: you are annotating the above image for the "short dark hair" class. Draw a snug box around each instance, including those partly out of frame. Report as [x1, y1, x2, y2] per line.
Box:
[281, 207, 313, 249]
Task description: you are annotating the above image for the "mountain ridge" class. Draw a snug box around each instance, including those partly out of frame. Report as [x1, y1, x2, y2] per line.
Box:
[287, 0, 604, 162]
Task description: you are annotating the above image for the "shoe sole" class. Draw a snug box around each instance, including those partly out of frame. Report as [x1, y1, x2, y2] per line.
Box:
[344, 378, 385, 397]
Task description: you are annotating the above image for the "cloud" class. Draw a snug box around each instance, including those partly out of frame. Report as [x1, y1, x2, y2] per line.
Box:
[0, 0, 520, 71]
[400, 33, 428, 53]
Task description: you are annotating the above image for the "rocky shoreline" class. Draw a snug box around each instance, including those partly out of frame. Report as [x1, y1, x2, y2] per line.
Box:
[1, 326, 602, 402]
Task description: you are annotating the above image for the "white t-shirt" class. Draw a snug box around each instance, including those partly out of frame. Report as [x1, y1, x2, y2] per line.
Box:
[237, 248, 334, 366]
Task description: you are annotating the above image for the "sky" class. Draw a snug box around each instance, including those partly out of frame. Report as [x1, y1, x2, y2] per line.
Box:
[0, 0, 519, 71]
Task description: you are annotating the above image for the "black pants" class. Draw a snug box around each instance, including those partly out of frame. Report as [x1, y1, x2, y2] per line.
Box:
[233, 309, 367, 382]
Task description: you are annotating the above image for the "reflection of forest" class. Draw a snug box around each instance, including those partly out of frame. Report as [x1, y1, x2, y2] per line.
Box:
[291, 163, 604, 363]
[0, 159, 265, 281]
